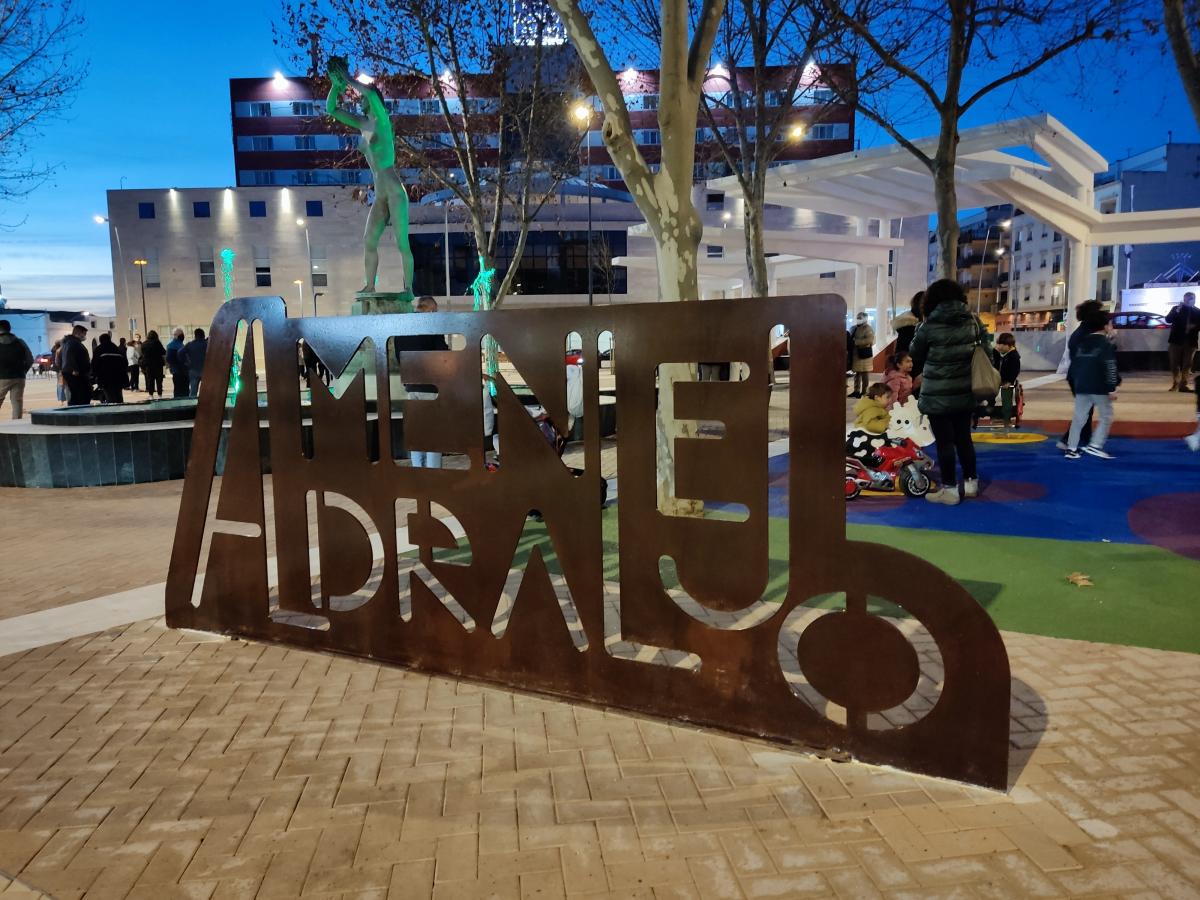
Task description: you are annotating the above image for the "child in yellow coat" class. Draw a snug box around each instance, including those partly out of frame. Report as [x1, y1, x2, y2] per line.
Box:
[847, 383, 894, 465]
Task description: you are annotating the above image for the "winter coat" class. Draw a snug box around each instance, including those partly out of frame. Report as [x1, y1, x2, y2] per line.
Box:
[180, 338, 208, 375]
[166, 337, 187, 374]
[59, 334, 90, 378]
[883, 368, 913, 407]
[93, 339, 128, 388]
[1166, 303, 1200, 348]
[851, 323, 875, 374]
[0, 333, 33, 379]
[993, 347, 1021, 385]
[141, 337, 166, 374]
[892, 311, 920, 355]
[126, 343, 143, 366]
[909, 300, 982, 416]
[1067, 331, 1121, 395]
[852, 395, 891, 434]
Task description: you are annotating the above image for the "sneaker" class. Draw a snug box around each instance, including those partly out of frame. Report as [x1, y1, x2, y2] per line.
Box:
[1055, 440, 1069, 451]
[1064, 449, 1081, 459]
[1186, 432, 1200, 452]
[1083, 445, 1114, 459]
[963, 478, 979, 498]
[925, 486, 961, 505]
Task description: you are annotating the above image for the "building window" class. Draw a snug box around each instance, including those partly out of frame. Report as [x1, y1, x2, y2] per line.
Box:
[250, 136, 272, 151]
[809, 123, 837, 140]
[253, 246, 271, 287]
[1024, 258, 1031, 271]
[819, 272, 836, 279]
[250, 102, 271, 117]
[295, 135, 316, 151]
[292, 101, 318, 116]
[706, 192, 724, 211]
[706, 244, 723, 258]
[1040, 256, 1047, 268]
[1053, 231, 1062, 242]
[293, 170, 315, 185]
[305, 199, 323, 217]
[249, 170, 276, 186]
[138, 202, 155, 219]
[419, 98, 441, 115]
[192, 201, 210, 218]
[199, 248, 215, 288]
[338, 134, 360, 150]
[310, 244, 328, 287]
[638, 129, 661, 145]
[249, 200, 267, 218]
[642, 93, 659, 110]
[1052, 254, 1061, 274]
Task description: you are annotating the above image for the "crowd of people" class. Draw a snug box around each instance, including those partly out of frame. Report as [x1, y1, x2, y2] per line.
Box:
[841, 277, 1200, 506]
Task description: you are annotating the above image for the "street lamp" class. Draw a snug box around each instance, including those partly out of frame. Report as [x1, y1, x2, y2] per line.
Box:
[977, 219, 1011, 313]
[296, 218, 315, 316]
[572, 101, 594, 306]
[132, 259, 149, 336]
[94, 215, 131, 331]
[789, 123, 806, 141]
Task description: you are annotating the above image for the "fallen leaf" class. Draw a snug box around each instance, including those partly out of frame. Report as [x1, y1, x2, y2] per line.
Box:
[1067, 572, 1094, 587]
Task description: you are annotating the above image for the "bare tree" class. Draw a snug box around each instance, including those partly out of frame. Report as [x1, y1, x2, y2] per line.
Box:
[545, 0, 725, 514]
[607, 0, 844, 300]
[280, 0, 581, 310]
[816, 0, 1130, 277]
[1163, 0, 1200, 129]
[0, 0, 86, 207]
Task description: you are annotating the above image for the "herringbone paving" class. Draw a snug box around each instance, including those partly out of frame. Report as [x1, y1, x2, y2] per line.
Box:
[1, 617, 1198, 899]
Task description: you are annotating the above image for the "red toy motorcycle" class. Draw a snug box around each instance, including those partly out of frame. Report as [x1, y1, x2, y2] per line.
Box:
[845, 438, 933, 500]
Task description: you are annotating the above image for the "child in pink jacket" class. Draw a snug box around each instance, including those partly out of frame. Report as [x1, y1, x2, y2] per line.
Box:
[883, 352, 914, 408]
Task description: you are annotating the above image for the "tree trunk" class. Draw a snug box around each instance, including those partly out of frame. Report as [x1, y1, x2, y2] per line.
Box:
[1164, 0, 1200, 130]
[932, 125, 960, 280]
[743, 201, 769, 298]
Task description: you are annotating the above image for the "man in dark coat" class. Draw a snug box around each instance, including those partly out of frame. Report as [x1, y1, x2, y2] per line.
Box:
[60, 325, 92, 406]
[1166, 291, 1199, 392]
[180, 328, 209, 398]
[166, 328, 189, 398]
[93, 333, 128, 404]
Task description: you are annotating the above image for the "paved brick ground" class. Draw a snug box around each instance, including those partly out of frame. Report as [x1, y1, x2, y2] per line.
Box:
[1, 617, 1198, 899]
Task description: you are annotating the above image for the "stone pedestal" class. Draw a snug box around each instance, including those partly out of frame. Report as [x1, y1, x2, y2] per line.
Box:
[351, 291, 414, 316]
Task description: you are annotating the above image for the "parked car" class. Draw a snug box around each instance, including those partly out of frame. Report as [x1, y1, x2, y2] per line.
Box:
[565, 349, 584, 365]
[33, 351, 55, 373]
[1111, 312, 1168, 329]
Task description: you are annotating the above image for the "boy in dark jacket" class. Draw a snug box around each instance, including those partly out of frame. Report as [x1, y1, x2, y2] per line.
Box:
[1065, 308, 1120, 459]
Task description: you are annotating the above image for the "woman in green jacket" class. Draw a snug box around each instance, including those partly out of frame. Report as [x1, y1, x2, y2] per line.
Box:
[909, 280, 982, 505]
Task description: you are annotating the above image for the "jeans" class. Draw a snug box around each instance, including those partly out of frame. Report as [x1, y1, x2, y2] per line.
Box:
[189, 373, 202, 398]
[928, 410, 977, 487]
[0, 378, 25, 418]
[410, 451, 443, 468]
[1068, 394, 1113, 450]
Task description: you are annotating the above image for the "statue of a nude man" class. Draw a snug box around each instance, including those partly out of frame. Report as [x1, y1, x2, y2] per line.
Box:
[326, 57, 415, 296]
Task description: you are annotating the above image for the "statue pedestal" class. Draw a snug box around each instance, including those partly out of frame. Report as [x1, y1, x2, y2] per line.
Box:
[351, 291, 414, 315]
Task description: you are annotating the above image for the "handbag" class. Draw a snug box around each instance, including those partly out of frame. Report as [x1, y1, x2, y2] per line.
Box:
[971, 342, 1001, 400]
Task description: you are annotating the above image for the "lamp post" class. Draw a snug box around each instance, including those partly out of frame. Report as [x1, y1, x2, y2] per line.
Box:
[293, 279, 304, 307]
[572, 102, 594, 306]
[95, 215, 132, 332]
[132, 259, 148, 336]
[296, 218, 314, 315]
[977, 218, 1011, 314]
[443, 172, 457, 307]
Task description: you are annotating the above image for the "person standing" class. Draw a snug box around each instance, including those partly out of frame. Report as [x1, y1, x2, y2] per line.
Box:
[892, 292, 924, 355]
[140, 330, 166, 398]
[848, 312, 875, 398]
[93, 333, 127, 404]
[1166, 292, 1199, 391]
[180, 328, 208, 398]
[49, 339, 66, 405]
[60, 325, 92, 406]
[910, 279, 981, 505]
[126, 336, 143, 392]
[397, 296, 448, 468]
[166, 328, 189, 398]
[0, 319, 33, 419]
[1064, 306, 1121, 459]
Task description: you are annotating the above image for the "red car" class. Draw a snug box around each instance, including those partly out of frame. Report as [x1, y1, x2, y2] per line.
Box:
[565, 349, 584, 365]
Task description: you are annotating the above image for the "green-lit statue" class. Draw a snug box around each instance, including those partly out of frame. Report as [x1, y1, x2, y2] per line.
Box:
[326, 57, 415, 298]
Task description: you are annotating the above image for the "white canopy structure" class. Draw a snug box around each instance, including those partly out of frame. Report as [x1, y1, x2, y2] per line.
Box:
[710, 113, 1200, 309]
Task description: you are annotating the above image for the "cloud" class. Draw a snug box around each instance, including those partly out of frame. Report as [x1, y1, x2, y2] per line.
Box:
[2, 273, 114, 313]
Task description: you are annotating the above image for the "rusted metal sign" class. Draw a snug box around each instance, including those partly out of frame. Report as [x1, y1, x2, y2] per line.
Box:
[167, 295, 1010, 788]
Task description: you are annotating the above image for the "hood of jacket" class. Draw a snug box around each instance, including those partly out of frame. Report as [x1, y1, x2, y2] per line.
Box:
[891, 311, 920, 329]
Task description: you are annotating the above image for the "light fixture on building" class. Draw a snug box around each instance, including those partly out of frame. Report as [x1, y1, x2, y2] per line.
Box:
[572, 103, 590, 123]
[621, 66, 638, 81]
[1000, 219, 1012, 229]
[355, 72, 374, 85]
[273, 71, 287, 86]
[93, 214, 105, 224]
[296, 218, 305, 226]
[722, 211, 732, 222]
[789, 124, 805, 141]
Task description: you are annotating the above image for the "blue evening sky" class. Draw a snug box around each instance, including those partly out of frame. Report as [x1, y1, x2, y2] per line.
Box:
[0, 0, 1195, 313]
